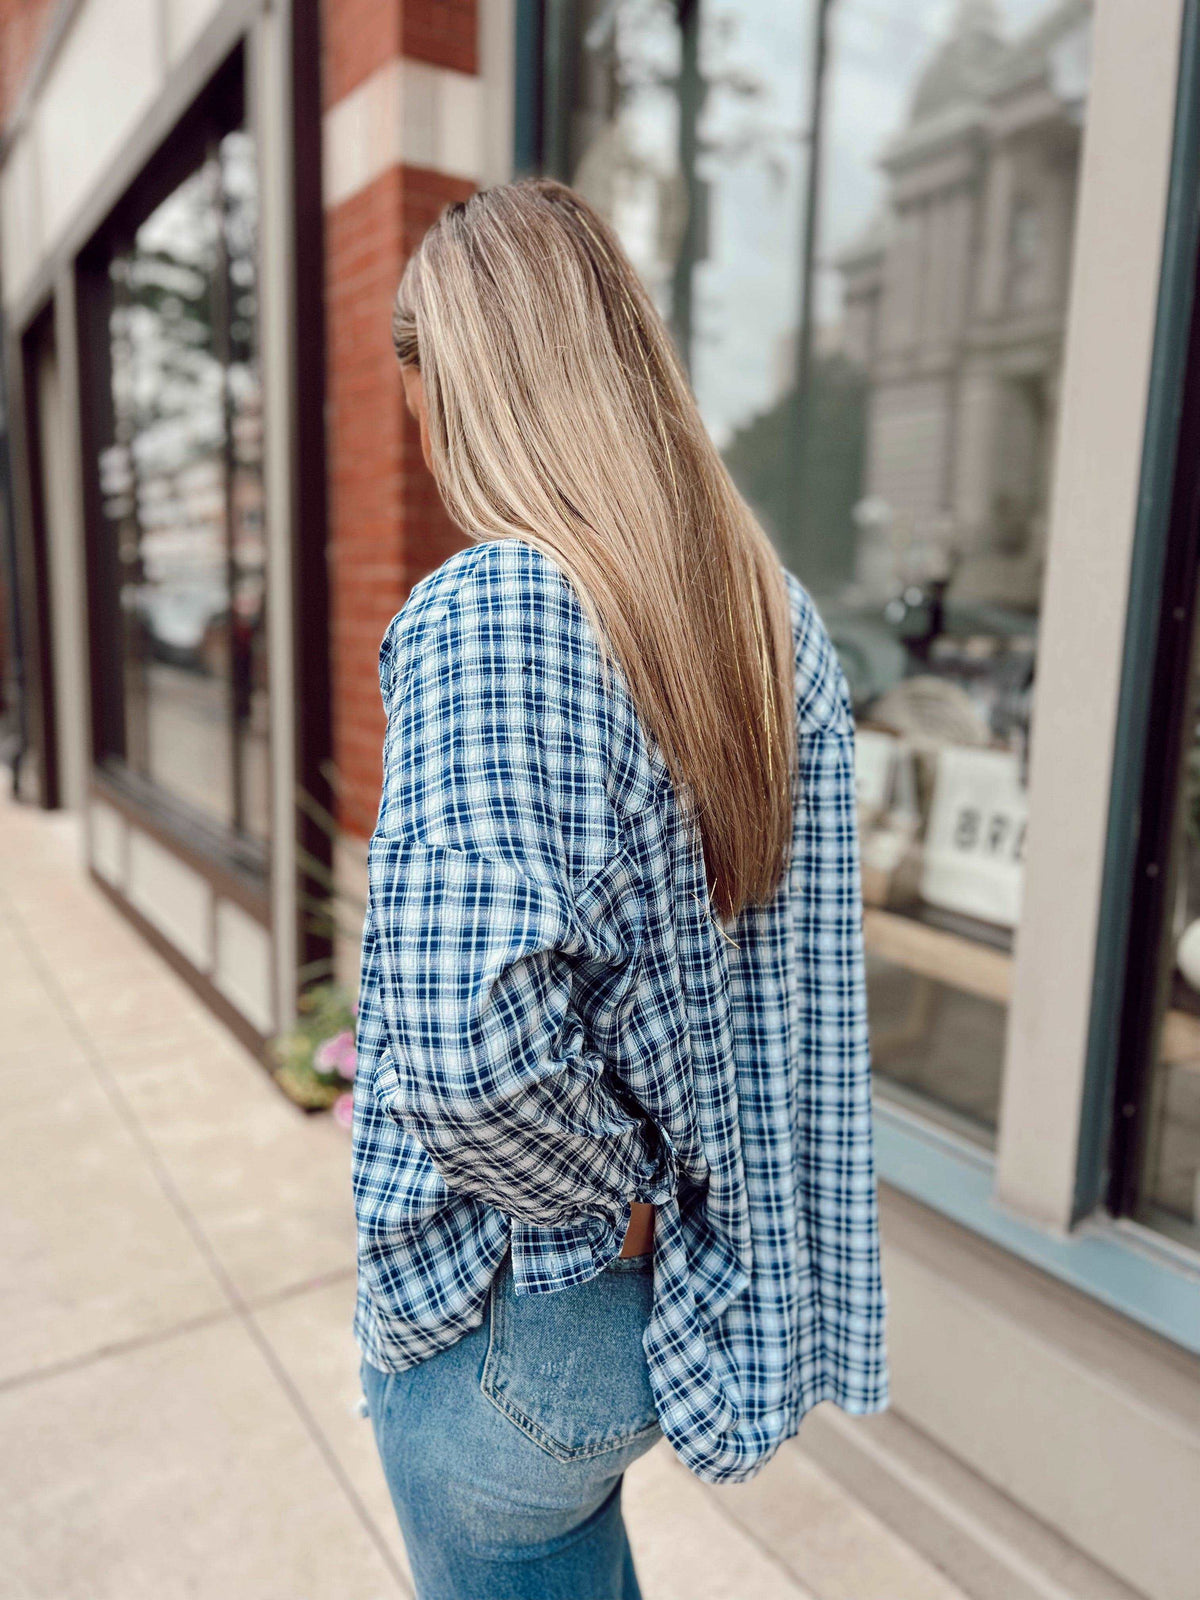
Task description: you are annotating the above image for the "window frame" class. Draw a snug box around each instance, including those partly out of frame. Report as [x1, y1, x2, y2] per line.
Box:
[1085, 4, 1200, 1228]
[15, 304, 63, 810]
[883, 0, 1200, 1344]
[3, 0, 334, 1045]
[73, 45, 271, 889]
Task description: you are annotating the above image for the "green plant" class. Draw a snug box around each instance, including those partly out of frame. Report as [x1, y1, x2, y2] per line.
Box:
[294, 760, 368, 989]
[266, 760, 367, 1114]
[267, 980, 357, 1113]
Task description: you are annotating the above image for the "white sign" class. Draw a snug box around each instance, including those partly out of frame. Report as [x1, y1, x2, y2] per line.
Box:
[921, 746, 1026, 928]
[855, 729, 898, 814]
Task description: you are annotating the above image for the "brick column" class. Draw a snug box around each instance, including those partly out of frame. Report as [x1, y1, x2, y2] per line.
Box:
[321, 0, 481, 841]
[0, 0, 57, 124]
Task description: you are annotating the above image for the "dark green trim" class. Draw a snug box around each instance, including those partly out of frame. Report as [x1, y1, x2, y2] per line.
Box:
[512, 0, 544, 176]
[538, 0, 579, 184]
[1076, 0, 1200, 1220]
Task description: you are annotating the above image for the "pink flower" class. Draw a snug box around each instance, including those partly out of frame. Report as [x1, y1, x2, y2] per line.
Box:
[332, 1092, 355, 1129]
[314, 1029, 357, 1080]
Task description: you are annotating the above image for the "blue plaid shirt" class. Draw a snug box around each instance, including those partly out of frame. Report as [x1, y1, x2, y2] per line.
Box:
[351, 537, 888, 1484]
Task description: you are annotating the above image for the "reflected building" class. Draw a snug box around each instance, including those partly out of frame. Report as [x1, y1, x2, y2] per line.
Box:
[838, 0, 1090, 610]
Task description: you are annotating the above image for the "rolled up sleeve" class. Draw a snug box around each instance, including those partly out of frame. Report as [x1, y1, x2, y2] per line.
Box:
[367, 546, 675, 1292]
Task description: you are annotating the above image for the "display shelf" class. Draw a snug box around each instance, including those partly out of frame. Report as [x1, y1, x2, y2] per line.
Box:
[863, 907, 1010, 1005]
[864, 908, 1200, 1074]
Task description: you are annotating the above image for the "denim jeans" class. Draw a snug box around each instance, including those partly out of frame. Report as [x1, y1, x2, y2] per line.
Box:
[360, 1248, 661, 1600]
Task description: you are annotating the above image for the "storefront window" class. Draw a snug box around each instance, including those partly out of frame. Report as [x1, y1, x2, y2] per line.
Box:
[91, 119, 268, 848]
[542, 0, 1092, 1145]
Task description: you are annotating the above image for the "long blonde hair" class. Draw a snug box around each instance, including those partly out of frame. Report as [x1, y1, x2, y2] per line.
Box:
[392, 178, 796, 921]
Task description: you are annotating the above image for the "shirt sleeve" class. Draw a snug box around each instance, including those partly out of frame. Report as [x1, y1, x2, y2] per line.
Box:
[365, 543, 676, 1293]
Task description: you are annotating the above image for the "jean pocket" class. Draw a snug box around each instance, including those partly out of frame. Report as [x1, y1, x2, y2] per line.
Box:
[605, 1251, 654, 1274]
[480, 1256, 661, 1464]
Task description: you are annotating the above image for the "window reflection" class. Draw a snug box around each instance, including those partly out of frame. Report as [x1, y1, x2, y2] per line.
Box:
[99, 127, 268, 846]
[545, 0, 1092, 1144]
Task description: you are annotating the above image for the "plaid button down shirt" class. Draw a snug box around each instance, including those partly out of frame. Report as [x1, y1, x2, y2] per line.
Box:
[351, 537, 888, 1484]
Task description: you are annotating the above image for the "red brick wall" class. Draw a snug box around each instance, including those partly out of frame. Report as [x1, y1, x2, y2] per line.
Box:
[0, 0, 54, 125]
[402, 0, 476, 74]
[322, 0, 478, 839]
[321, 0, 476, 107]
[325, 166, 406, 838]
[321, 0, 401, 108]
[324, 163, 474, 838]
[0, 0, 54, 719]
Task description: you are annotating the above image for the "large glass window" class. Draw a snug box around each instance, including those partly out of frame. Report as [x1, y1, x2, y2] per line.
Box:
[86, 84, 268, 852]
[541, 0, 1092, 1145]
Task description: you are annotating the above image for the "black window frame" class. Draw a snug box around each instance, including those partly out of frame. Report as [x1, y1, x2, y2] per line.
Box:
[15, 303, 62, 811]
[74, 45, 270, 885]
[1103, 228, 1200, 1221]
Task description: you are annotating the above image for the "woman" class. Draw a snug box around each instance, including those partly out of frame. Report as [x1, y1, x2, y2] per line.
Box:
[352, 178, 888, 1600]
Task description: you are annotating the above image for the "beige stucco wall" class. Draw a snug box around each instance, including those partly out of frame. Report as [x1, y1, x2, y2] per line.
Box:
[881, 1190, 1200, 1600]
[0, 0, 228, 308]
[998, 0, 1188, 1226]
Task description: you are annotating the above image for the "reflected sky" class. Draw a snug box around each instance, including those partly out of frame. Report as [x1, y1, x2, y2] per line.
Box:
[605, 0, 1078, 446]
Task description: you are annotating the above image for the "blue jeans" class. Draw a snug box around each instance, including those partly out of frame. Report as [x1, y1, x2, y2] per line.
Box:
[360, 1249, 661, 1600]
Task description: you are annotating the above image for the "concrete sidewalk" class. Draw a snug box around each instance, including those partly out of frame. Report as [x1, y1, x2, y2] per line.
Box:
[0, 792, 968, 1600]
